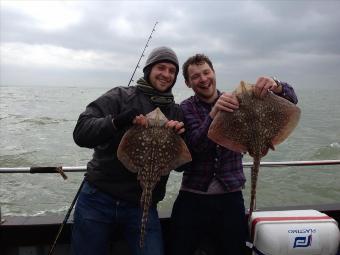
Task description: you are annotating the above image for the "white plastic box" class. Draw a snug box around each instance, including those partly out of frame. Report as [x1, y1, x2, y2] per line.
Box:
[249, 210, 340, 255]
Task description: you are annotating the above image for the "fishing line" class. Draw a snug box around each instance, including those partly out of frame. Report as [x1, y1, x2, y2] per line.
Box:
[128, 21, 158, 86]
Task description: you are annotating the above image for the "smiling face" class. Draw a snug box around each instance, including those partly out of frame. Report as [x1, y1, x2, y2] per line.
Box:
[149, 62, 177, 92]
[185, 62, 218, 103]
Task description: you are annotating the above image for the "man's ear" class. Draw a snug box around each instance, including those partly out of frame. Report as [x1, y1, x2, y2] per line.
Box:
[185, 80, 191, 88]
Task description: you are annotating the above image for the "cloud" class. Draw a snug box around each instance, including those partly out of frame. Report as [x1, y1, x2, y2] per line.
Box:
[2, 42, 135, 71]
[1, 1, 82, 31]
[1, 0, 340, 88]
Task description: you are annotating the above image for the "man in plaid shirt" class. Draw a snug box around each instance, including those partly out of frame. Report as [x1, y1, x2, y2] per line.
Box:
[171, 54, 298, 255]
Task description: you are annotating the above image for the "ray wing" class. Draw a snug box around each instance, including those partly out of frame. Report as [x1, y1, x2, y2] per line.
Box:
[117, 125, 191, 175]
[208, 81, 300, 157]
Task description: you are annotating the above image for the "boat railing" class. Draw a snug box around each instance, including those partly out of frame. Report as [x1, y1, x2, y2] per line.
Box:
[0, 159, 340, 174]
[1, 159, 340, 253]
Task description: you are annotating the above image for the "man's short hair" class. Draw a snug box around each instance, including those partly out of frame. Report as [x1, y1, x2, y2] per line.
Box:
[182, 54, 214, 82]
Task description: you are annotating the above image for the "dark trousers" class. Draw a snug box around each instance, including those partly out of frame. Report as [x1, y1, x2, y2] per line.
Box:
[170, 190, 247, 255]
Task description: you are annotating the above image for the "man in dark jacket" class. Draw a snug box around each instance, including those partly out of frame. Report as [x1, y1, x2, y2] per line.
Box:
[71, 46, 184, 255]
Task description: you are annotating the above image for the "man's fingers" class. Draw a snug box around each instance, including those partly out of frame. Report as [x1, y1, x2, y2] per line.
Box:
[255, 77, 278, 98]
[166, 120, 185, 134]
[215, 99, 238, 112]
[134, 115, 148, 127]
[165, 120, 175, 128]
[176, 127, 185, 135]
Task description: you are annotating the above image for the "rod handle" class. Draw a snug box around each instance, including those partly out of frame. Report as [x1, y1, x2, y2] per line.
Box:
[30, 167, 67, 180]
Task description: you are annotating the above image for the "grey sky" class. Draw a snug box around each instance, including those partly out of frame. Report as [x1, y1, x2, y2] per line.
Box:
[1, 0, 340, 90]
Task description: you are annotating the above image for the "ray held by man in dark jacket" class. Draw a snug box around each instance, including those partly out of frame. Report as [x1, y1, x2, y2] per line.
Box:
[118, 107, 192, 247]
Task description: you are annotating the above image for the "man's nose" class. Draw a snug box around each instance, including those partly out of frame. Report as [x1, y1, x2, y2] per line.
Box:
[199, 74, 208, 82]
[162, 69, 172, 78]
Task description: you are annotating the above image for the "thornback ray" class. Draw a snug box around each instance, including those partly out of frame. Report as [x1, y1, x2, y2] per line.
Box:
[208, 81, 300, 218]
[117, 107, 192, 248]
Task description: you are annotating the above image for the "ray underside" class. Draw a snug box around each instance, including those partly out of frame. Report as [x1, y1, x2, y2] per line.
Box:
[208, 81, 300, 218]
[117, 108, 191, 247]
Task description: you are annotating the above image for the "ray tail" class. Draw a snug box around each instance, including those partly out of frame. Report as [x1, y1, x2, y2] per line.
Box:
[249, 156, 260, 219]
[139, 183, 152, 248]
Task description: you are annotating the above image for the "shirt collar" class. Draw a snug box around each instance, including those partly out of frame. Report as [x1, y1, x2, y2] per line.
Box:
[193, 90, 222, 107]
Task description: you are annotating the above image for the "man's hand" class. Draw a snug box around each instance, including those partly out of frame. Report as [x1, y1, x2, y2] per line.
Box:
[113, 108, 140, 129]
[133, 116, 185, 135]
[254, 76, 281, 98]
[133, 114, 148, 128]
[165, 120, 185, 135]
[209, 92, 239, 119]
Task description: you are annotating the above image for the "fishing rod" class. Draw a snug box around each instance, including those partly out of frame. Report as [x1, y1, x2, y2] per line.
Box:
[46, 22, 159, 255]
[128, 21, 158, 86]
[48, 180, 84, 255]
[48, 180, 84, 254]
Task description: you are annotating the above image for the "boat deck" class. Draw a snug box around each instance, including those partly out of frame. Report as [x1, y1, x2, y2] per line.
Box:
[1, 203, 340, 255]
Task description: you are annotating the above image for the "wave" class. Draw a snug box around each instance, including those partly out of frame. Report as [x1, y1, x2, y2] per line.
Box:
[17, 116, 73, 125]
[0, 151, 39, 167]
[1, 114, 73, 125]
[2, 206, 70, 217]
[330, 142, 340, 149]
[312, 142, 340, 160]
[0, 113, 25, 120]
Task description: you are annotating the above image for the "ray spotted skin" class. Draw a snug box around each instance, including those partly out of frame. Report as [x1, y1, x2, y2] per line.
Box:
[118, 108, 191, 247]
[208, 81, 300, 217]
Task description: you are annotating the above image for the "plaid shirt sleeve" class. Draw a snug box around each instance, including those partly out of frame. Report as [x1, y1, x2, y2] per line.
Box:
[180, 98, 216, 153]
[276, 82, 298, 104]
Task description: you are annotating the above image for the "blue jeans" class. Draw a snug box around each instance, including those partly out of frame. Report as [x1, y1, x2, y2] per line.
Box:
[71, 181, 163, 255]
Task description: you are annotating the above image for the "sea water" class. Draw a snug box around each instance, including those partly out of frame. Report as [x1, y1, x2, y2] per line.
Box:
[0, 85, 339, 217]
